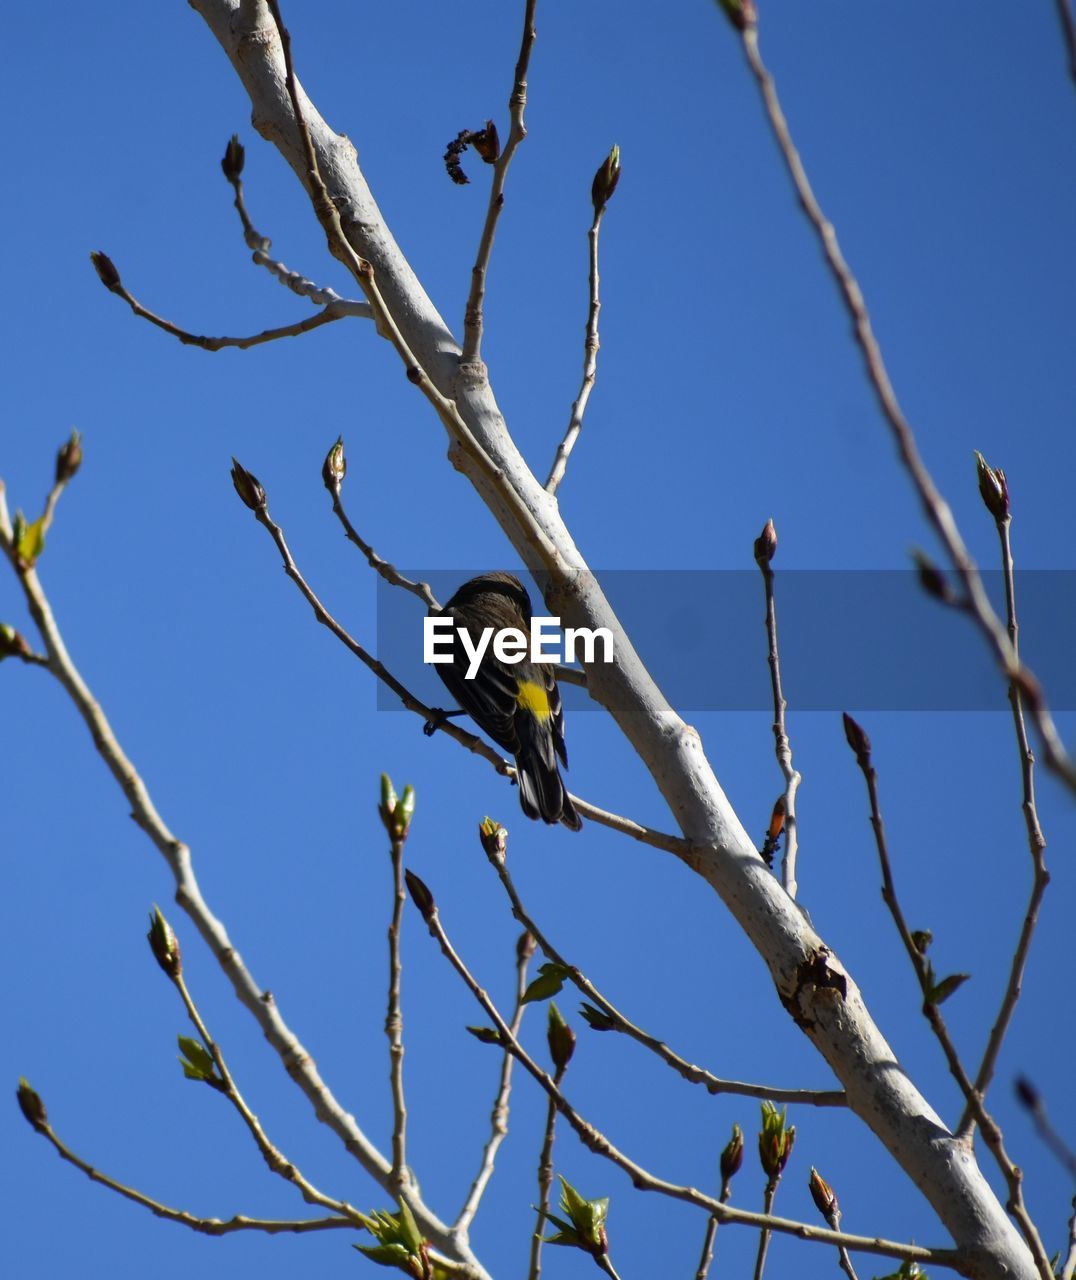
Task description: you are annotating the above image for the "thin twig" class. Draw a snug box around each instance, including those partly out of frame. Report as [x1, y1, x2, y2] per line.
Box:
[326, 466, 440, 610]
[694, 1183, 732, 1280]
[455, 937, 533, 1239]
[461, 0, 538, 366]
[173, 970, 372, 1225]
[739, 23, 1076, 796]
[30, 1121, 355, 1236]
[93, 262, 367, 350]
[844, 722, 1054, 1280]
[265, 0, 564, 580]
[386, 831, 409, 1193]
[1056, 0, 1076, 85]
[222, 143, 364, 309]
[755, 524, 801, 898]
[546, 204, 606, 494]
[0, 494, 481, 1276]
[410, 882, 959, 1274]
[528, 1083, 562, 1280]
[752, 1178, 779, 1280]
[958, 508, 1049, 1138]
[244, 478, 687, 860]
[482, 836, 845, 1107]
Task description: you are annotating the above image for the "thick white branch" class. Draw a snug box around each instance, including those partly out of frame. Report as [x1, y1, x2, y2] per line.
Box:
[185, 5, 1034, 1277]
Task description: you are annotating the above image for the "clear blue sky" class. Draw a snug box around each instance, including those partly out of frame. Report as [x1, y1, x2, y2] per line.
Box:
[3, 3, 1074, 1278]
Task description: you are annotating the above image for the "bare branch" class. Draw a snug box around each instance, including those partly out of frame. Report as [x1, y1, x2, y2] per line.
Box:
[527, 1081, 561, 1280]
[843, 717, 1054, 1280]
[23, 1109, 355, 1237]
[241, 470, 690, 860]
[90, 253, 367, 350]
[480, 825, 845, 1107]
[958, 489, 1049, 1138]
[454, 934, 533, 1238]
[386, 827, 409, 1194]
[545, 186, 610, 494]
[221, 133, 365, 309]
[0, 505, 483, 1276]
[409, 879, 959, 1273]
[461, 0, 538, 366]
[171, 966, 372, 1225]
[754, 519, 801, 898]
[739, 23, 1076, 796]
[264, 0, 565, 578]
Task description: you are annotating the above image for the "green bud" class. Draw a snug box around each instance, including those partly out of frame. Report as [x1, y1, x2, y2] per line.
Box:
[322, 436, 347, 494]
[758, 1101, 795, 1179]
[230, 458, 266, 512]
[547, 1002, 576, 1073]
[466, 1025, 504, 1046]
[590, 145, 621, 213]
[379, 775, 415, 842]
[974, 451, 1009, 521]
[90, 251, 122, 292]
[0, 624, 32, 662]
[56, 430, 83, 485]
[542, 1175, 610, 1257]
[478, 816, 507, 860]
[16, 1078, 48, 1132]
[147, 905, 182, 978]
[516, 930, 536, 963]
[221, 134, 245, 183]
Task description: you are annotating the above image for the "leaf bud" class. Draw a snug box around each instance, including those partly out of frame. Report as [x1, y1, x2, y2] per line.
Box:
[90, 251, 122, 292]
[16, 1078, 48, 1132]
[591, 145, 621, 213]
[230, 458, 266, 512]
[221, 134, 245, 183]
[55, 430, 83, 485]
[547, 1001, 576, 1073]
[322, 436, 347, 494]
[147, 905, 182, 979]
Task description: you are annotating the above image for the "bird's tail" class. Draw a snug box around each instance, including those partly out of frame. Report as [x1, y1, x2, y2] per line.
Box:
[515, 724, 582, 831]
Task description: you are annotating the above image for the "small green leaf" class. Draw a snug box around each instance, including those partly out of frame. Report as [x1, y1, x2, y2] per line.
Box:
[177, 1036, 214, 1076]
[14, 511, 46, 567]
[579, 1002, 616, 1032]
[927, 973, 970, 1006]
[522, 962, 570, 1004]
[466, 1025, 503, 1046]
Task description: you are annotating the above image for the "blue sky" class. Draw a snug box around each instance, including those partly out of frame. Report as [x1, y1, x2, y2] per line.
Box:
[3, 3, 1074, 1278]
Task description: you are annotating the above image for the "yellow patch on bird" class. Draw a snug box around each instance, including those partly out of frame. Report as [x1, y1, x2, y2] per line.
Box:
[516, 680, 551, 721]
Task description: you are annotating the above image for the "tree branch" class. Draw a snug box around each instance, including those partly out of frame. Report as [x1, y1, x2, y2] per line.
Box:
[480, 822, 845, 1107]
[958, 488, 1049, 1138]
[454, 934, 533, 1239]
[754, 520, 801, 898]
[407, 875, 961, 1275]
[739, 21, 1076, 797]
[25, 1114, 355, 1237]
[843, 716, 1053, 1280]
[89, 251, 366, 350]
[0, 483, 485, 1278]
[461, 0, 538, 366]
[546, 196, 608, 495]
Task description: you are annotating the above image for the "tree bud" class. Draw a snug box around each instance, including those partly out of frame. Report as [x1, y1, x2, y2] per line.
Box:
[591, 145, 621, 213]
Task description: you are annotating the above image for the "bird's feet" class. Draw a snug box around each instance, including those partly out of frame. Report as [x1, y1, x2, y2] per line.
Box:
[423, 707, 465, 737]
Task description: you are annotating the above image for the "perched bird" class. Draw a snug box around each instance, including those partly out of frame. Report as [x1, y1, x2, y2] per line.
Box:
[431, 572, 581, 830]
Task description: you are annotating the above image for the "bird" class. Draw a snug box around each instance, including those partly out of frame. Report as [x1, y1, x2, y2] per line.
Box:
[429, 572, 581, 830]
